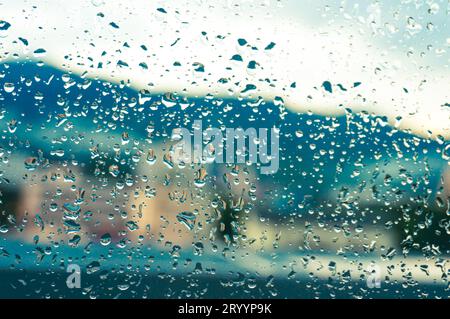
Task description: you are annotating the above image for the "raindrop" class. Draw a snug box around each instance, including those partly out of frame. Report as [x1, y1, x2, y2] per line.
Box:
[442, 144, 450, 161]
[3, 83, 15, 93]
[194, 168, 207, 188]
[0, 20, 11, 37]
[126, 221, 139, 232]
[176, 211, 196, 231]
[109, 165, 120, 177]
[146, 149, 156, 165]
[33, 48, 47, 58]
[24, 157, 39, 171]
[100, 233, 112, 246]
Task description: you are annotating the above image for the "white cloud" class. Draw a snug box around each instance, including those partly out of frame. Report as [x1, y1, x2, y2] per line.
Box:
[0, 0, 449, 138]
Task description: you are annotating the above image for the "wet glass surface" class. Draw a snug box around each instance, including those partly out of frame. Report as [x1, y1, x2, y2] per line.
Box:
[0, 0, 448, 299]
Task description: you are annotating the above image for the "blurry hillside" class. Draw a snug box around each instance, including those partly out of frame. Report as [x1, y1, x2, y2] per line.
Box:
[0, 61, 448, 258]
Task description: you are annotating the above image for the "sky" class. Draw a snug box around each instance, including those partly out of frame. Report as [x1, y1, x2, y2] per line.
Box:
[0, 0, 449, 138]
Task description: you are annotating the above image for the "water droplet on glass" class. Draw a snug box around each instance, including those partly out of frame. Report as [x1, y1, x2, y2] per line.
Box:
[33, 48, 47, 58]
[176, 211, 196, 231]
[100, 233, 112, 246]
[3, 82, 15, 93]
[0, 20, 11, 37]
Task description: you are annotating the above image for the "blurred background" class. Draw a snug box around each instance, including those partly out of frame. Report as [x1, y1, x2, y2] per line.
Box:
[0, 0, 448, 298]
